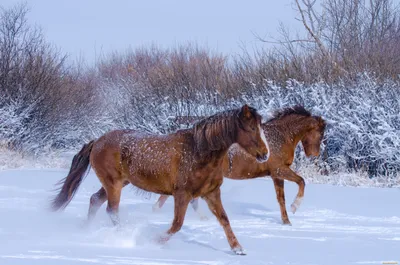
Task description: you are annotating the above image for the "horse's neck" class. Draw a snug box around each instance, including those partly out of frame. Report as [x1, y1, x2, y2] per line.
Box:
[196, 148, 229, 166]
[270, 116, 312, 145]
[288, 117, 313, 144]
[187, 130, 232, 166]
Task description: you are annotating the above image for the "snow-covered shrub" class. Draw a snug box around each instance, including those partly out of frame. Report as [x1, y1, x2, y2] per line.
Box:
[250, 75, 400, 180]
[1, 3, 398, 187]
[0, 4, 100, 154]
[90, 73, 399, 181]
[83, 71, 399, 180]
[0, 3, 66, 153]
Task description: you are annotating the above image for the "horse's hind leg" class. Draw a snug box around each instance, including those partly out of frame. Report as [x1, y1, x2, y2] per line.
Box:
[88, 187, 107, 222]
[272, 178, 291, 225]
[87, 181, 129, 223]
[104, 180, 124, 226]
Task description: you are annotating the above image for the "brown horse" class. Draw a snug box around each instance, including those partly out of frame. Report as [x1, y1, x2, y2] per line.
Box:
[50, 104, 269, 255]
[153, 105, 326, 225]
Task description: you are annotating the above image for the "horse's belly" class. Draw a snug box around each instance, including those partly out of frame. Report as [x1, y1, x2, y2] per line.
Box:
[127, 169, 173, 195]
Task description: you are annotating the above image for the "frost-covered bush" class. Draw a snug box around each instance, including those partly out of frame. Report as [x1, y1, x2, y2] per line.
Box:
[0, 98, 28, 148]
[85, 73, 400, 180]
[90, 77, 232, 136]
[0, 3, 68, 153]
[0, 4, 101, 154]
[245, 75, 400, 179]
[2, 3, 399, 186]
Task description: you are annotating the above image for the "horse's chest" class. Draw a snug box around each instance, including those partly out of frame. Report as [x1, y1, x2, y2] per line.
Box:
[191, 167, 223, 195]
[284, 152, 295, 166]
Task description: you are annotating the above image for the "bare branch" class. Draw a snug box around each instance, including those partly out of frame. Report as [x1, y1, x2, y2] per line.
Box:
[295, 0, 328, 57]
[258, 39, 315, 44]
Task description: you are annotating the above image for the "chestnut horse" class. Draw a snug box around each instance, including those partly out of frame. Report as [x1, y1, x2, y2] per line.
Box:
[154, 105, 326, 225]
[50, 105, 269, 255]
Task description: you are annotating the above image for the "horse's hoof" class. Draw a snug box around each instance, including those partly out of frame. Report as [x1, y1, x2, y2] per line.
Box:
[282, 220, 292, 226]
[157, 234, 171, 244]
[291, 197, 303, 214]
[232, 247, 246, 255]
[291, 204, 297, 214]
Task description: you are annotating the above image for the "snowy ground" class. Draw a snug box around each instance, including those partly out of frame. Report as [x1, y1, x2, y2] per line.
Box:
[0, 168, 399, 265]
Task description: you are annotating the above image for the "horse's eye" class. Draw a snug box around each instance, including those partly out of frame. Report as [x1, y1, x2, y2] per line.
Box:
[251, 127, 256, 131]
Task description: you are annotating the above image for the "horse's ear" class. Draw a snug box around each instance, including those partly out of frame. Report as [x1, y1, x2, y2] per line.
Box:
[314, 116, 327, 130]
[316, 116, 325, 125]
[240, 104, 252, 120]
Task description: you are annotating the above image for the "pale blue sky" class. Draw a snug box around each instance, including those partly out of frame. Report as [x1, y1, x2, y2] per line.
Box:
[2, 0, 303, 62]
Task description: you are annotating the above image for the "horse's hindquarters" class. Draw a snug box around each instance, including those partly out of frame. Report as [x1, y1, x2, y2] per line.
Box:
[90, 130, 127, 186]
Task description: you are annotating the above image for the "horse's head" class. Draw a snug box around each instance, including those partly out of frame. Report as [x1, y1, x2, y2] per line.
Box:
[236, 104, 269, 162]
[301, 116, 326, 157]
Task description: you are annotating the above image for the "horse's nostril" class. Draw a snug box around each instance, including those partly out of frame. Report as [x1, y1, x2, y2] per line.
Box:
[256, 153, 269, 163]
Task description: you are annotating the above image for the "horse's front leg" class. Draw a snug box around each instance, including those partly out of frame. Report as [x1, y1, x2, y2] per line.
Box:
[159, 191, 191, 242]
[203, 188, 245, 255]
[271, 178, 291, 225]
[274, 167, 305, 214]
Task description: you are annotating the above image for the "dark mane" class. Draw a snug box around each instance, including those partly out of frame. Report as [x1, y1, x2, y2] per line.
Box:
[193, 109, 239, 155]
[192, 106, 260, 156]
[267, 105, 311, 123]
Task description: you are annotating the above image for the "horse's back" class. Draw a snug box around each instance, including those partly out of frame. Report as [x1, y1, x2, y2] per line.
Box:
[120, 130, 189, 193]
[89, 129, 188, 193]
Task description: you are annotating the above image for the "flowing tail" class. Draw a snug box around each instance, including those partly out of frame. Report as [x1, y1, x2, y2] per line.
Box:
[51, 140, 95, 211]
